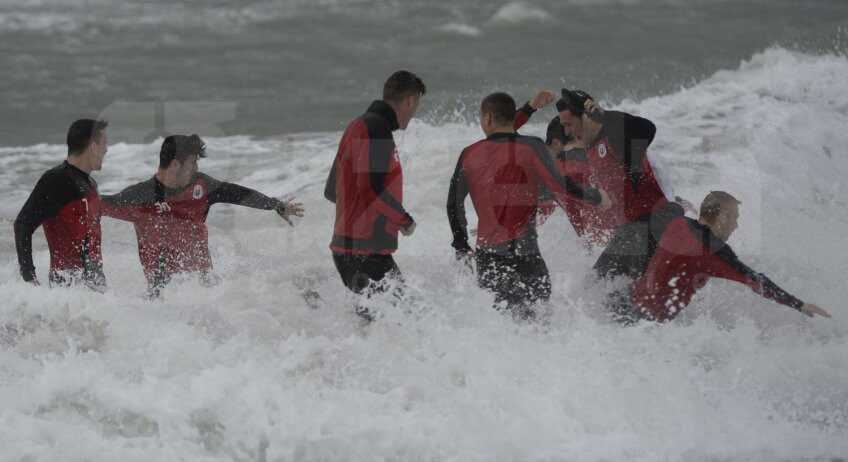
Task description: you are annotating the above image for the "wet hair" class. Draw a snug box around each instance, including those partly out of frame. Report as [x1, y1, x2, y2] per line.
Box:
[699, 191, 741, 223]
[545, 116, 569, 145]
[67, 119, 108, 155]
[480, 92, 516, 125]
[159, 134, 206, 168]
[383, 71, 427, 103]
[556, 89, 593, 115]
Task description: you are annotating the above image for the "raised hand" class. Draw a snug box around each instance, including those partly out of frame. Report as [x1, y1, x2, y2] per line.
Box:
[529, 90, 557, 110]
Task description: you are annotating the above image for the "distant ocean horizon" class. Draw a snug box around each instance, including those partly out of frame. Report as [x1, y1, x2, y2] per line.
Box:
[1, 0, 846, 147]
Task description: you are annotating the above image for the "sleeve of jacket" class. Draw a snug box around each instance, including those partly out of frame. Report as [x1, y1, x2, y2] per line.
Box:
[100, 184, 148, 222]
[513, 102, 536, 131]
[324, 156, 338, 203]
[535, 200, 558, 228]
[622, 112, 657, 179]
[13, 172, 77, 281]
[708, 245, 805, 310]
[367, 137, 413, 227]
[204, 173, 283, 211]
[446, 151, 472, 253]
[527, 140, 603, 206]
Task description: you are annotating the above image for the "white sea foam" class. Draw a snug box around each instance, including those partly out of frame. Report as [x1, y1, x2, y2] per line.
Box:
[1, 48, 847, 460]
[489, 2, 554, 24]
[435, 22, 483, 37]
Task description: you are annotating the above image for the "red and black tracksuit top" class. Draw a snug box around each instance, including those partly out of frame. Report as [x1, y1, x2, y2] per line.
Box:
[630, 216, 804, 322]
[324, 100, 413, 256]
[587, 111, 668, 226]
[447, 132, 603, 256]
[513, 103, 614, 245]
[537, 147, 616, 246]
[14, 161, 105, 289]
[101, 173, 284, 287]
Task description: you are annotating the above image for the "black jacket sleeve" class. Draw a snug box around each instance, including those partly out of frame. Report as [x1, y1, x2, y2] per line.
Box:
[203, 174, 283, 211]
[603, 111, 657, 188]
[446, 151, 472, 253]
[368, 138, 413, 227]
[324, 157, 338, 203]
[13, 172, 78, 281]
[713, 245, 805, 310]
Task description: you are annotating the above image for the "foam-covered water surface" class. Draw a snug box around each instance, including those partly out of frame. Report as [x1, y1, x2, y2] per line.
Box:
[1, 48, 847, 460]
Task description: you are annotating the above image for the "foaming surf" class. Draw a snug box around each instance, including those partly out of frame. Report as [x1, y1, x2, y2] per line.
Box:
[1, 48, 847, 460]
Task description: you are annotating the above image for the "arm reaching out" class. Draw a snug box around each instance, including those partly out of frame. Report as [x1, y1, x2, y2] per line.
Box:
[204, 174, 306, 226]
[801, 303, 831, 318]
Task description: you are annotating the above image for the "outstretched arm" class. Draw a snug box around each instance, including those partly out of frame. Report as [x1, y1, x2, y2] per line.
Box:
[709, 246, 831, 318]
[206, 178, 305, 226]
[101, 194, 143, 222]
[207, 181, 281, 209]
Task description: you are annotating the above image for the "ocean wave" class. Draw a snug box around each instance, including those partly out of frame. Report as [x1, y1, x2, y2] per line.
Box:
[434, 22, 483, 37]
[1, 47, 846, 459]
[489, 2, 555, 24]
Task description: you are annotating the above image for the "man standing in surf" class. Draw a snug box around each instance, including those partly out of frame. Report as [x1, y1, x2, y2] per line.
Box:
[101, 134, 304, 298]
[324, 71, 426, 321]
[558, 89, 687, 279]
[447, 92, 610, 321]
[536, 115, 617, 247]
[14, 119, 110, 292]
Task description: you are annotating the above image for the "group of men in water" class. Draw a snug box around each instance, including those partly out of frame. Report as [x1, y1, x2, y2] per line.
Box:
[14, 70, 831, 324]
[325, 71, 830, 323]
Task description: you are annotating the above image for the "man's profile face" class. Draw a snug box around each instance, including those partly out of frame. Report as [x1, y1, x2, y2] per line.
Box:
[90, 132, 108, 171]
[174, 154, 199, 188]
[398, 94, 420, 130]
[714, 202, 740, 241]
[558, 109, 582, 138]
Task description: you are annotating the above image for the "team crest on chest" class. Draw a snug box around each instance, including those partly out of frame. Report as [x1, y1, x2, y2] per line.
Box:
[192, 184, 203, 199]
[598, 143, 607, 158]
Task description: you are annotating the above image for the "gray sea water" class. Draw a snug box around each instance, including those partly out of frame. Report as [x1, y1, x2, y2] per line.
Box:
[1, 0, 846, 147]
[3, 1, 848, 460]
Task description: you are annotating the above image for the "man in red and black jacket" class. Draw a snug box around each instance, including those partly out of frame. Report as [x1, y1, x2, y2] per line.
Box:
[447, 92, 611, 320]
[14, 119, 110, 291]
[536, 116, 616, 246]
[608, 191, 831, 324]
[324, 71, 426, 315]
[101, 134, 304, 298]
[558, 89, 684, 279]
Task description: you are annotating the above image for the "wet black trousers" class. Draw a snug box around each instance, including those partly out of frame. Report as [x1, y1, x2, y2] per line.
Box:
[332, 253, 405, 321]
[476, 251, 552, 320]
[332, 253, 403, 294]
